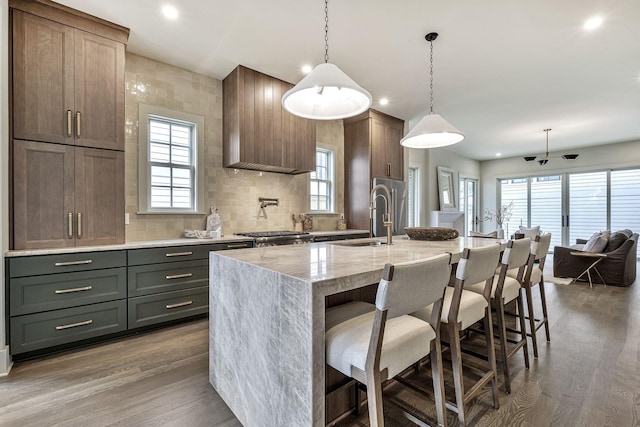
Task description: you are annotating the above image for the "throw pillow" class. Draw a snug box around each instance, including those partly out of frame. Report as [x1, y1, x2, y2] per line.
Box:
[519, 226, 540, 238]
[605, 232, 628, 252]
[583, 234, 608, 253]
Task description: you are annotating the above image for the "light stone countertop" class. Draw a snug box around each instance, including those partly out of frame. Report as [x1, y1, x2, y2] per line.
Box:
[4, 236, 254, 257]
[308, 229, 368, 237]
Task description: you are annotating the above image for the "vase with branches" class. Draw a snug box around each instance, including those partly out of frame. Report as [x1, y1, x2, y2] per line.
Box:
[483, 201, 514, 238]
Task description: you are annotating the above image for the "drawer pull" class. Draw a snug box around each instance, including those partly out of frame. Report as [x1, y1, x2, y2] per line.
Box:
[165, 273, 193, 280]
[227, 243, 251, 249]
[165, 251, 193, 257]
[55, 319, 93, 330]
[166, 301, 193, 309]
[55, 285, 93, 294]
[54, 259, 93, 267]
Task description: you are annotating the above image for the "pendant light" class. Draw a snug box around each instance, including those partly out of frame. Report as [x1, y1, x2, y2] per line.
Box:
[281, 0, 372, 120]
[401, 33, 464, 148]
[523, 129, 579, 165]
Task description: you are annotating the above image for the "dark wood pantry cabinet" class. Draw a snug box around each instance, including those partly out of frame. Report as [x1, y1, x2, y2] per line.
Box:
[9, 0, 129, 250]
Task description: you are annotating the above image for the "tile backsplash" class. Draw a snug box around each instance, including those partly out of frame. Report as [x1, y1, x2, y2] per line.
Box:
[124, 54, 344, 241]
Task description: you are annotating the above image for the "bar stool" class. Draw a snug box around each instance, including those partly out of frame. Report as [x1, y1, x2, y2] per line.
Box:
[325, 254, 451, 427]
[467, 238, 531, 393]
[412, 244, 502, 425]
[509, 233, 552, 358]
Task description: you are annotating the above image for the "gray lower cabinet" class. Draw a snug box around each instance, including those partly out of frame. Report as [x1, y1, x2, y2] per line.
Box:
[6, 240, 253, 356]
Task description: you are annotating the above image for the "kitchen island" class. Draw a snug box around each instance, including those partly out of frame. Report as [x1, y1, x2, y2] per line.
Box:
[209, 236, 504, 426]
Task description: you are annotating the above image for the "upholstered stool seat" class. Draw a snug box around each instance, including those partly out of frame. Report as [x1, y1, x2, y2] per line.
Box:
[467, 275, 521, 303]
[412, 288, 487, 330]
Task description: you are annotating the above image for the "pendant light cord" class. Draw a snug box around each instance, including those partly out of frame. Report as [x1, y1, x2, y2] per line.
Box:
[324, 0, 329, 63]
[429, 39, 434, 114]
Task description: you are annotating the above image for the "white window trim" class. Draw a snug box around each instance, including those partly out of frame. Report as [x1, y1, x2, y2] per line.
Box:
[138, 104, 205, 214]
[309, 146, 335, 214]
[408, 164, 421, 227]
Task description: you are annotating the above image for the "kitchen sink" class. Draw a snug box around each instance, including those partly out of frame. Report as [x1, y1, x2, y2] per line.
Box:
[330, 240, 387, 247]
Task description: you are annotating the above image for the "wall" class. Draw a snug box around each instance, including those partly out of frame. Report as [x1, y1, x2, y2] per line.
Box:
[405, 145, 480, 226]
[124, 53, 344, 240]
[0, 0, 11, 375]
[479, 139, 640, 232]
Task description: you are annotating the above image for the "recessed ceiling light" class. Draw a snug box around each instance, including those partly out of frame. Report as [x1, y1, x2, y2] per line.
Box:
[301, 65, 313, 74]
[379, 98, 389, 105]
[583, 16, 603, 30]
[162, 5, 179, 20]
[496, 153, 502, 157]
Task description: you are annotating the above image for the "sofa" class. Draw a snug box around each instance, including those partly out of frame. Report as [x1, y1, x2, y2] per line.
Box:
[553, 229, 638, 286]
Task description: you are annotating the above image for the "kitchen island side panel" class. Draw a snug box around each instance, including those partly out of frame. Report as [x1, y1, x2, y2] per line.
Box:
[209, 252, 320, 426]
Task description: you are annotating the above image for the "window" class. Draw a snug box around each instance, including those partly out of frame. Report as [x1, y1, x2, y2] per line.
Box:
[408, 166, 420, 226]
[310, 148, 334, 212]
[459, 177, 478, 235]
[138, 105, 205, 214]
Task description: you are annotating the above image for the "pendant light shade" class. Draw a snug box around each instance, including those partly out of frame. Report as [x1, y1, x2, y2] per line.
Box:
[282, 63, 372, 120]
[400, 32, 464, 148]
[400, 113, 465, 148]
[282, 0, 371, 120]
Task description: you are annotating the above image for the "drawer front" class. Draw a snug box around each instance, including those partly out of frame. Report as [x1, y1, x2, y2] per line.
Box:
[9, 251, 126, 277]
[128, 287, 209, 329]
[10, 300, 127, 355]
[128, 260, 208, 297]
[217, 241, 253, 250]
[127, 245, 218, 266]
[10, 267, 127, 316]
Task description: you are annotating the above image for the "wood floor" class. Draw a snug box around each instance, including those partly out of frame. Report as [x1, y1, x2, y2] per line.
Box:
[1, 262, 639, 427]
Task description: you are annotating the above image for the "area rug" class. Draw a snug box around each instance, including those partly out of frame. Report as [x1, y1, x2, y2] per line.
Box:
[545, 276, 573, 285]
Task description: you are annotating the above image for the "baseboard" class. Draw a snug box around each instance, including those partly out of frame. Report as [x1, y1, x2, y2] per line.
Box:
[0, 346, 13, 376]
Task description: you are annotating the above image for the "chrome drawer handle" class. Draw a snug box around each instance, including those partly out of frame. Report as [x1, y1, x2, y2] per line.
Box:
[56, 319, 93, 330]
[166, 301, 193, 309]
[227, 243, 250, 249]
[55, 285, 93, 294]
[54, 260, 93, 267]
[165, 251, 193, 257]
[165, 273, 193, 280]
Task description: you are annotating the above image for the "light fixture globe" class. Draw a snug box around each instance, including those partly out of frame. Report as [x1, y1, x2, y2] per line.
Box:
[400, 113, 465, 148]
[282, 63, 372, 120]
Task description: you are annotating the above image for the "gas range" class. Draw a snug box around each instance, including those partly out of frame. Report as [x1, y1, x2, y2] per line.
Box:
[235, 231, 313, 247]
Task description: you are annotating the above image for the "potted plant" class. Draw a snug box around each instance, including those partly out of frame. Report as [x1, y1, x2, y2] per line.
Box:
[483, 201, 514, 238]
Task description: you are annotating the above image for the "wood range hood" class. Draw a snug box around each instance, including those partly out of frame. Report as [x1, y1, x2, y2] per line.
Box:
[223, 65, 317, 175]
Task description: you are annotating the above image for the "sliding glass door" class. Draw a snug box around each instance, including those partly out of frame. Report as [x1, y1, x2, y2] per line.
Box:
[459, 177, 478, 236]
[499, 167, 640, 248]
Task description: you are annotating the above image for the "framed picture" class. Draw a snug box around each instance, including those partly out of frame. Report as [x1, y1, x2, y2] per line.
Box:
[437, 166, 457, 211]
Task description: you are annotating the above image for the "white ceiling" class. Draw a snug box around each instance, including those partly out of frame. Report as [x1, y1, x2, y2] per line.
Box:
[54, 0, 640, 161]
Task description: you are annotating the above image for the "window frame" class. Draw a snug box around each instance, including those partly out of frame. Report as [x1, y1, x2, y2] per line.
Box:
[138, 104, 205, 214]
[309, 147, 335, 213]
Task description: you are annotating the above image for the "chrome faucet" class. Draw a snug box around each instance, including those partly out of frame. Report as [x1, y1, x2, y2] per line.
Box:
[369, 184, 393, 245]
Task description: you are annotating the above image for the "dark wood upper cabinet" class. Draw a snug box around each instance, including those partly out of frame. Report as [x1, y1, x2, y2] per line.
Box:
[344, 109, 405, 229]
[11, 6, 126, 151]
[223, 65, 316, 174]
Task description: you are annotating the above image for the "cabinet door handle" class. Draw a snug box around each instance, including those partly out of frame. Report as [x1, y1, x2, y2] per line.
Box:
[68, 212, 73, 238]
[77, 212, 82, 238]
[226, 243, 251, 249]
[66, 110, 73, 137]
[387, 163, 391, 177]
[56, 319, 93, 330]
[165, 273, 193, 280]
[166, 301, 193, 309]
[165, 251, 193, 257]
[54, 259, 93, 267]
[76, 111, 81, 137]
[55, 285, 93, 294]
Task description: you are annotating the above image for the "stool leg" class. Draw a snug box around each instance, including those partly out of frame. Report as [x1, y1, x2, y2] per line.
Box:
[538, 280, 551, 342]
[516, 291, 530, 369]
[494, 298, 511, 394]
[430, 335, 447, 427]
[483, 307, 500, 409]
[449, 322, 466, 424]
[523, 282, 539, 358]
[365, 374, 384, 427]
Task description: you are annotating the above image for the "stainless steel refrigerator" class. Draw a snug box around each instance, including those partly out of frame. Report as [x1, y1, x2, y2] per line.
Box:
[372, 178, 407, 237]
